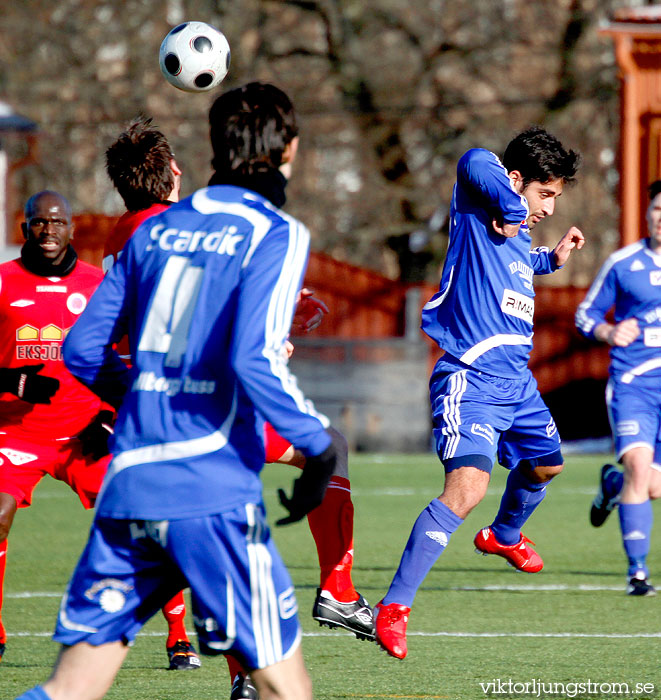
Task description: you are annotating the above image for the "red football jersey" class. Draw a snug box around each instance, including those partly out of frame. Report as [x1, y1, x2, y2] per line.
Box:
[102, 204, 172, 359]
[0, 258, 106, 438]
[102, 204, 170, 269]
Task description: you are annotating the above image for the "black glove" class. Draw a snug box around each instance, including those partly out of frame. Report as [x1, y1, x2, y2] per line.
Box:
[276, 442, 337, 526]
[0, 363, 60, 404]
[78, 410, 115, 460]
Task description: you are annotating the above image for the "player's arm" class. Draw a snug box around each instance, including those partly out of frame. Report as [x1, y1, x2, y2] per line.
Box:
[530, 246, 556, 275]
[232, 221, 330, 456]
[457, 148, 528, 238]
[575, 257, 626, 343]
[592, 318, 640, 347]
[63, 245, 133, 409]
[231, 221, 335, 523]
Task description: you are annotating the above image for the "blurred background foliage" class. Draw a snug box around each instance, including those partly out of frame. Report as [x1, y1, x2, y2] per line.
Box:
[0, 0, 645, 283]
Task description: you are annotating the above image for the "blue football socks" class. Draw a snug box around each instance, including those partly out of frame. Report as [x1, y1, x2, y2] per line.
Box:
[491, 465, 548, 545]
[15, 687, 53, 700]
[382, 499, 463, 607]
[619, 501, 653, 578]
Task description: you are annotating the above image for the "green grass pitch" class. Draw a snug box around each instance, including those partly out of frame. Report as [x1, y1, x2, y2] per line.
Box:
[2, 453, 659, 699]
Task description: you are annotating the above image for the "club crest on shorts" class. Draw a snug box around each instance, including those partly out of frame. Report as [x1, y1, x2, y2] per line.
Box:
[84, 578, 133, 614]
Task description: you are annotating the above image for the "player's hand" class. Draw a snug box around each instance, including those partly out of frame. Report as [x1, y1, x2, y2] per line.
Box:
[276, 441, 337, 526]
[492, 219, 522, 238]
[606, 318, 640, 347]
[292, 288, 329, 333]
[553, 226, 585, 267]
[0, 364, 60, 404]
[78, 410, 115, 460]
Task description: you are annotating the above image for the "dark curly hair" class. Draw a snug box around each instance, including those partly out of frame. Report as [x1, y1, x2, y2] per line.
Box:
[503, 126, 581, 189]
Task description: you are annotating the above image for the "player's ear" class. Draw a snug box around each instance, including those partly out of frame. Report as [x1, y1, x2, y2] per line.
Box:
[170, 158, 183, 176]
[282, 136, 299, 166]
[21, 222, 28, 240]
[508, 169, 524, 193]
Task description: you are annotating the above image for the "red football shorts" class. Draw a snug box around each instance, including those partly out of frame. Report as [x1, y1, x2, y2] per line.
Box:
[264, 422, 293, 463]
[0, 432, 110, 509]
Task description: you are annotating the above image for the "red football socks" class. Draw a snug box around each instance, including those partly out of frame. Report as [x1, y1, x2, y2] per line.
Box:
[0, 539, 6, 645]
[226, 654, 244, 682]
[162, 590, 190, 648]
[307, 476, 358, 602]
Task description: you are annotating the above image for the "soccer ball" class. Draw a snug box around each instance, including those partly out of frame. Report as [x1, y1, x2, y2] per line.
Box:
[159, 21, 231, 92]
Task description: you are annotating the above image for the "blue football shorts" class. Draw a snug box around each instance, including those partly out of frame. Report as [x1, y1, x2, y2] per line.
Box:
[53, 502, 301, 671]
[606, 375, 661, 464]
[430, 355, 562, 473]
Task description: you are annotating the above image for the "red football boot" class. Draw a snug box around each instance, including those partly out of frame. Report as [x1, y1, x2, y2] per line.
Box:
[374, 601, 411, 659]
[473, 526, 543, 573]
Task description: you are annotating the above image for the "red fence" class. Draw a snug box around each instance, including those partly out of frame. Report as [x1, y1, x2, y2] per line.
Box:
[16, 213, 609, 395]
[295, 263, 611, 395]
[301, 252, 409, 337]
[530, 287, 610, 393]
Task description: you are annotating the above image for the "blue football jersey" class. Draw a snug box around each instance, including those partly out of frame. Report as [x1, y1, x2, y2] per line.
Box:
[421, 148, 558, 379]
[63, 185, 330, 520]
[575, 239, 661, 381]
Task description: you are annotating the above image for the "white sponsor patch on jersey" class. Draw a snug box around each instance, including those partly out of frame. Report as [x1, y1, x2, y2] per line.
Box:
[471, 423, 495, 445]
[0, 448, 38, 465]
[37, 285, 67, 293]
[425, 530, 449, 546]
[644, 327, 661, 347]
[651, 270, 661, 286]
[10, 300, 34, 307]
[147, 222, 244, 256]
[132, 371, 216, 397]
[630, 259, 645, 271]
[501, 289, 534, 325]
[616, 420, 640, 437]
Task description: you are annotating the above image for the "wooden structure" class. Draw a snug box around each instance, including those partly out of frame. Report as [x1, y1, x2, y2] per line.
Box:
[601, 7, 661, 245]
